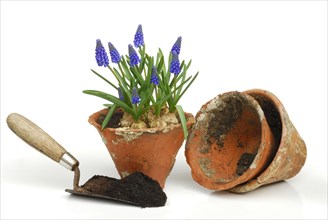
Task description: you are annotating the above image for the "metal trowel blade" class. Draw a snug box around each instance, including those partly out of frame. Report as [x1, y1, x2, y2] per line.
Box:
[65, 189, 138, 206]
[65, 175, 139, 206]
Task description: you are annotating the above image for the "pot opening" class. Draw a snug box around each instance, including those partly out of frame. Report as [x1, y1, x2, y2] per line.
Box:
[249, 94, 282, 162]
[95, 107, 185, 130]
[204, 92, 262, 183]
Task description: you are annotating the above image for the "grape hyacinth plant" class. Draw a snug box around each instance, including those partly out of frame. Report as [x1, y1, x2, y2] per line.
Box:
[95, 39, 109, 67]
[83, 25, 199, 139]
[108, 42, 121, 64]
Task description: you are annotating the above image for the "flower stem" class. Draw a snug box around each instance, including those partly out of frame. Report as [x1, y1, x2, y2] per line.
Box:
[173, 75, 177, 100]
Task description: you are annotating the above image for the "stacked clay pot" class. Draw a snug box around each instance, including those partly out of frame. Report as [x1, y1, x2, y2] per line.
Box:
[185, 89, 307, 193]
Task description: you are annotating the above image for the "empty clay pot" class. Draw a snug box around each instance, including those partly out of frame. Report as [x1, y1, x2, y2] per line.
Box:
[89, 108, 195, 188]
[228, 89, 307, 193]
[185, 91, 277, 191]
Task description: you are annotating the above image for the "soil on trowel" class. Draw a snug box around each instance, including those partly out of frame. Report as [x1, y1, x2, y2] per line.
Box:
[207, 92, 245, 147]
[81, 172, 167, 208]
[96, 110, 123, 128]
[236, 153, 256, 176]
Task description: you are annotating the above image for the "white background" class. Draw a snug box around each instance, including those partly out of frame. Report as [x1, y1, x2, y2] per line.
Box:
[1, 1, 327, 219]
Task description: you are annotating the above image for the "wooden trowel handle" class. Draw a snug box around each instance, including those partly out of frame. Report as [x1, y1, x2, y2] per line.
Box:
[7, 113, 79, 171]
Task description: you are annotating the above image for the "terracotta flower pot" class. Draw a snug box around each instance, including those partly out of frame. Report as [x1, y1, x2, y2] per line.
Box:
[88, 108, 195, 188]
[228, 89, 307, 193]
[185, 89, 307, 193]
[185, 91, 277, 191]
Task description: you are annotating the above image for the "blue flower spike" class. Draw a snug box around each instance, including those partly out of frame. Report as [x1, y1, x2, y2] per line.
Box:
[108, 42, 121, 64]
[118, 87, 124, 101]
[171, 36, 182, 55]
[170, 51, 180, 75]
[128, 44, 141, 67]
[134, 24, 144, 48]
[150, 66, 160, 86]
[95, 39, 109, 67]
[131, 87, 141, 104]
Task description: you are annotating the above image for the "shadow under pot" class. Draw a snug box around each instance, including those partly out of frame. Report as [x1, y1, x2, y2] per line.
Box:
[185, 90, 306, 192]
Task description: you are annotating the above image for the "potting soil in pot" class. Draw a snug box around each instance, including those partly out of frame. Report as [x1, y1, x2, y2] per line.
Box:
[82, 172, 167, 208]
[96, 111, 123, 128]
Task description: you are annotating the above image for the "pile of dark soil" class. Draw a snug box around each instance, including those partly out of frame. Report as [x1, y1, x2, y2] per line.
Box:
[82, 172, 167, 208]
[96, 111, 123, 128]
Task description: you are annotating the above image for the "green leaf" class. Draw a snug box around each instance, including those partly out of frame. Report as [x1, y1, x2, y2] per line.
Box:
[136, 89, 152, 118]
[83, 90, 137, 119]
[138, 56, 146, 76]
[130, 66, 144, 86]
[113, 67, 129, 87]
[101, 104, 117, 129]
[175, 71, 199, 105]
[166, 52, 172, 83]
[103, 104, 113, 108]
[158, 49, 167, 74]
[176, 105, 188, 140]
[174, 64, 192, 101]
[118, 62, 131, 82]
[156, 50, 161, 66]
[120, 57, 134, 80]
[138, 45, 146, 58]
[185, 59, 192, 70]
[172, 75, 192, 94]
[154, 93, 172, 114]
[175, 59, 191, 85]
[140, 56, 154, 92]
[107, 66, 132, 101]
[90, 69, 118, 90]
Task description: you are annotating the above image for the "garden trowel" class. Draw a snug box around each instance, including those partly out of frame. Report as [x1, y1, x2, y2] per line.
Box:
[6, 113, 144, 206]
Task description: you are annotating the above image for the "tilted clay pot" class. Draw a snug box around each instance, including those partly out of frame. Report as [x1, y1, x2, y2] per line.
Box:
[228, 89, 307, 193]
[88, 108, 195, 188]
[185, 89, 307, 193]
[185, 91, 277, 191]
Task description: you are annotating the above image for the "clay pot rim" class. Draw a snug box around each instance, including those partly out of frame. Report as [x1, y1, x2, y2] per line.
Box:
[88, 108, 195, 134]
[241, 89, 287, 177]
[243, 89, 285, 147]
[227, 89, 307, 193]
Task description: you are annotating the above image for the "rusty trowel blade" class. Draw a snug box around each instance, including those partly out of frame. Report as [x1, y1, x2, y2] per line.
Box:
[67, 173, 167, 208]
[65, 175, 139, 206]
[65, 189, 139, 206]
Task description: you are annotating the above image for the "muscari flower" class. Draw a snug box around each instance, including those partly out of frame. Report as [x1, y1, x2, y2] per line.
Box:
[108, 42, 121, 63]
[170, 51, 180, 75]
[133, 24, 144, 48]
[128, 44, 140, 67]
[150, 66, 160, 86]
[118, 87, 124, 101]
[171, 36, 182, 55]
[95, 39, 109, 67]
[131, 87, 141, 104]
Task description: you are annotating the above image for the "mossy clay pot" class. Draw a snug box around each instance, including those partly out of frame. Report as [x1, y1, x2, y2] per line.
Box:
[185, 89, 307, 193]
[88, 108, 195, 188]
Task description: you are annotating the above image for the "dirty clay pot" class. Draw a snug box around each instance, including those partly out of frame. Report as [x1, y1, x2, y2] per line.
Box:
[185, 90, 307, 193]
[228, 89, 307, 193]
[185, 91, 277, 191]
[89, 108, 195, 188]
